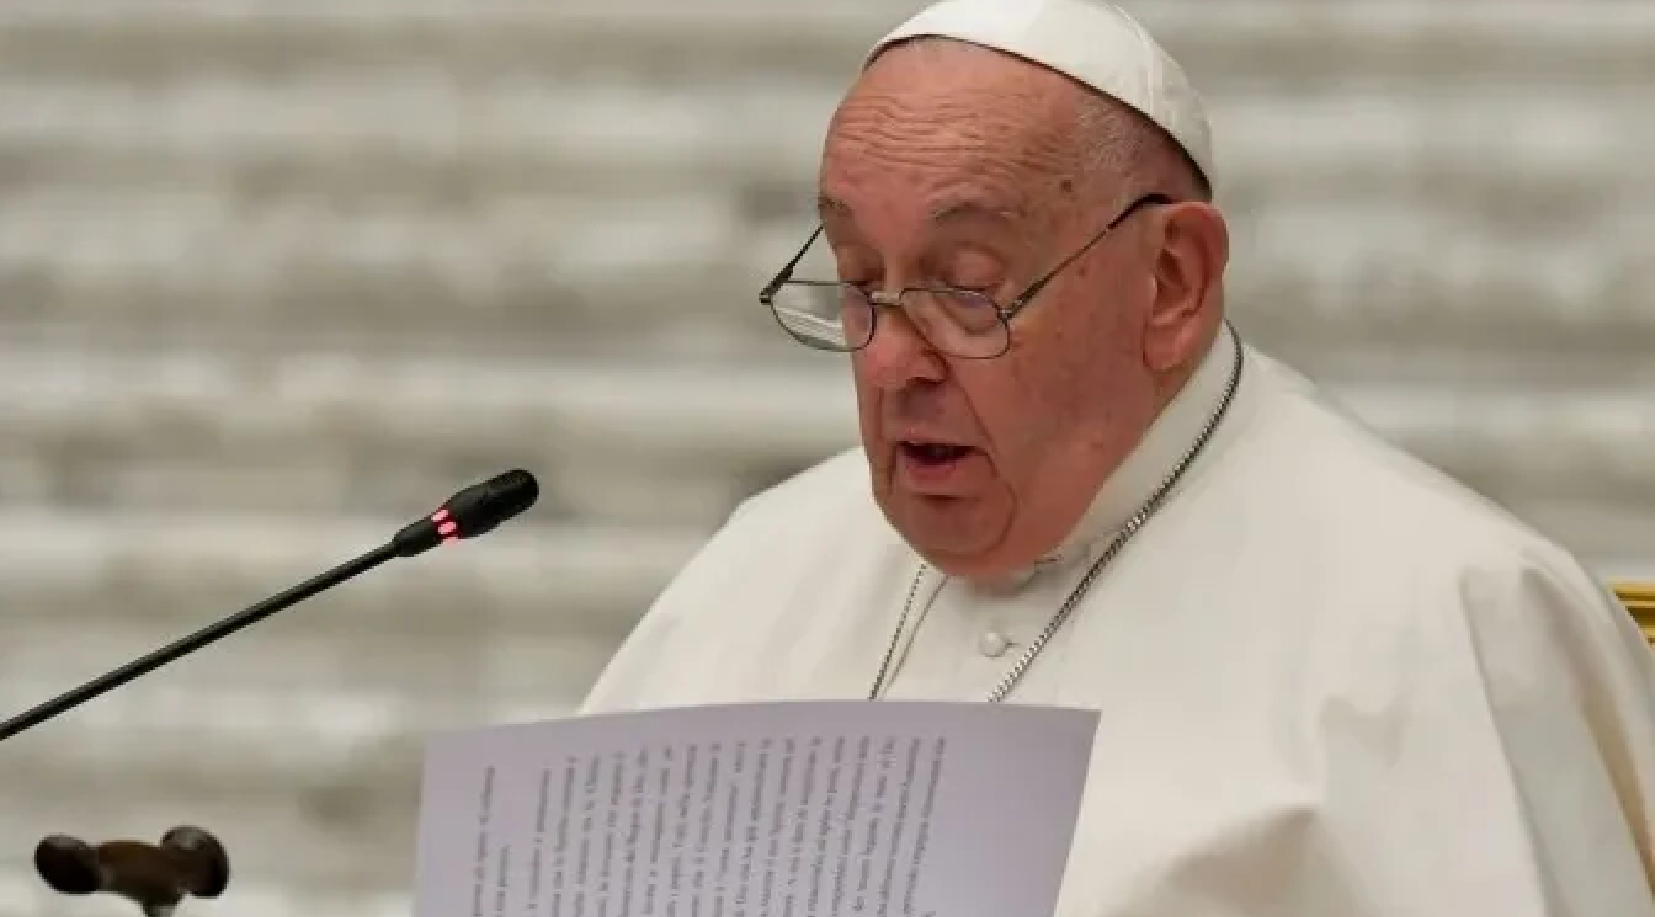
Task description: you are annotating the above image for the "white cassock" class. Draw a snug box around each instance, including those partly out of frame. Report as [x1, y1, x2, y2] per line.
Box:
[579, 325, 1654, 917]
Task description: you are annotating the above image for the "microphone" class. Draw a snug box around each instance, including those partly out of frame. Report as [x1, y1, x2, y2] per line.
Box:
[35, 826, 229, 917]
[0, 468, 539, 745]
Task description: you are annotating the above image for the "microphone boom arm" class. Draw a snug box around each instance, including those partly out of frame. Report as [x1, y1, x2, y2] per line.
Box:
[0, 543, 396, 744]
[0, 468, 537, 746]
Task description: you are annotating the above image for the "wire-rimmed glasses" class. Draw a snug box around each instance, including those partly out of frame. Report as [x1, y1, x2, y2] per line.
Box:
[759, 192, 1171, 359]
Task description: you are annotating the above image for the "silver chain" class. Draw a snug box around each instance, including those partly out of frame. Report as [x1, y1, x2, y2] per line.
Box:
[868, 326, 1246, 702]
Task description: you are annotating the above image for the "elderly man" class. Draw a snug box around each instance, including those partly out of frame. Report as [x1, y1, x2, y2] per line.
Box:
[581, 0, 1653, 914]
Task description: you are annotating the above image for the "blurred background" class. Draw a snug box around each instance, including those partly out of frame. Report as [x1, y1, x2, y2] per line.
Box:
[0, 1, 1649, 915]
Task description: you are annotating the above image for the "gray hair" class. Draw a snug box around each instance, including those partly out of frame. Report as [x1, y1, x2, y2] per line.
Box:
[1073, 91, 1212, 202]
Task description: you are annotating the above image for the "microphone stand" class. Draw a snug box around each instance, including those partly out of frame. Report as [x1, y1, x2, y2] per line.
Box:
[5, 469, 540, 915]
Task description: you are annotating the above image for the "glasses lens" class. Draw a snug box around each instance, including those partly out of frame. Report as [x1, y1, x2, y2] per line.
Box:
[927, 289, 1004, 334]
[909, 289, 1009, 358]
[770, 283, 1011, 357]
[770, 283, 870, 351]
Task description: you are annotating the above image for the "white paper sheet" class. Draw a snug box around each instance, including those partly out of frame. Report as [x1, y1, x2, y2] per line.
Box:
[412, 700, 1098, 917]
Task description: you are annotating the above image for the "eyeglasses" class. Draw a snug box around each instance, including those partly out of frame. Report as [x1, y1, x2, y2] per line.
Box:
[758, 192, 1171, 359]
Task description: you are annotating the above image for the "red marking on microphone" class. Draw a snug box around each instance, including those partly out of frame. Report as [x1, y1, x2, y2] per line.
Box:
[430, 508, 451, 524]
[437, 519, 459, 538]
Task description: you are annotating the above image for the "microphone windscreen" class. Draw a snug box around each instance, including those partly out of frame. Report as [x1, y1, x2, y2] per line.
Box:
[391, 468, 540, 557]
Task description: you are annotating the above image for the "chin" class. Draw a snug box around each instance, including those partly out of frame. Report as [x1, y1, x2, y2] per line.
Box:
[913, 546, 992, 577]
[912, 543, 1040, 589]
[877, 494, 1011, 576]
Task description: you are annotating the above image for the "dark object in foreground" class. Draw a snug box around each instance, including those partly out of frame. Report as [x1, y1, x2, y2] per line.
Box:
[35, 826, 231, 917]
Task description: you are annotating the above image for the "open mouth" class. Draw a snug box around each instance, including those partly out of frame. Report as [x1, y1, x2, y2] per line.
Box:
[899, 441, 974, 466]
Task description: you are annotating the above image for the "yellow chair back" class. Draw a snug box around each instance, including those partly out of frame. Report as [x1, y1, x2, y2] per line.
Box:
[1614, 581, 1654, 644]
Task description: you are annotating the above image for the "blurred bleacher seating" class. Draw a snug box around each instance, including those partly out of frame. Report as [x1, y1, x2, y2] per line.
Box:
[0, 2, 1650, 914]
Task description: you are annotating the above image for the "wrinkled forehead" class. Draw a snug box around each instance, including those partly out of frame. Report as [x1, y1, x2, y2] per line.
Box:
[820, 40, 1086, 224]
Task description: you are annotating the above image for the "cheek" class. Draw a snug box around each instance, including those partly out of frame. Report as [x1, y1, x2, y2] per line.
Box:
[1041, 269, 1149, 396]
[974, 306, 1140, 462]
[953, 362, 1059, 471]
[851, 371, 890, 454]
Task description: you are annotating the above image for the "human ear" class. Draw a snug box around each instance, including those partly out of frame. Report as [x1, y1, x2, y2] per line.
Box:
[1144, 202, 1228, 372]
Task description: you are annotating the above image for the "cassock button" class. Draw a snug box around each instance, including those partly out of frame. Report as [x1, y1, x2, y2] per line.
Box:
[978, 631, 1011, 658]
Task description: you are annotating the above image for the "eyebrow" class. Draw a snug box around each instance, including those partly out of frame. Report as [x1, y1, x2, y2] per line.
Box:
[929, 199, 1024, 225]
[815, 194, 1026, 228]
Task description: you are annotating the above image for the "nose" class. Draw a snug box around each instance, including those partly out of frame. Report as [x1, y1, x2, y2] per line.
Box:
[855, 296, 948, 391]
